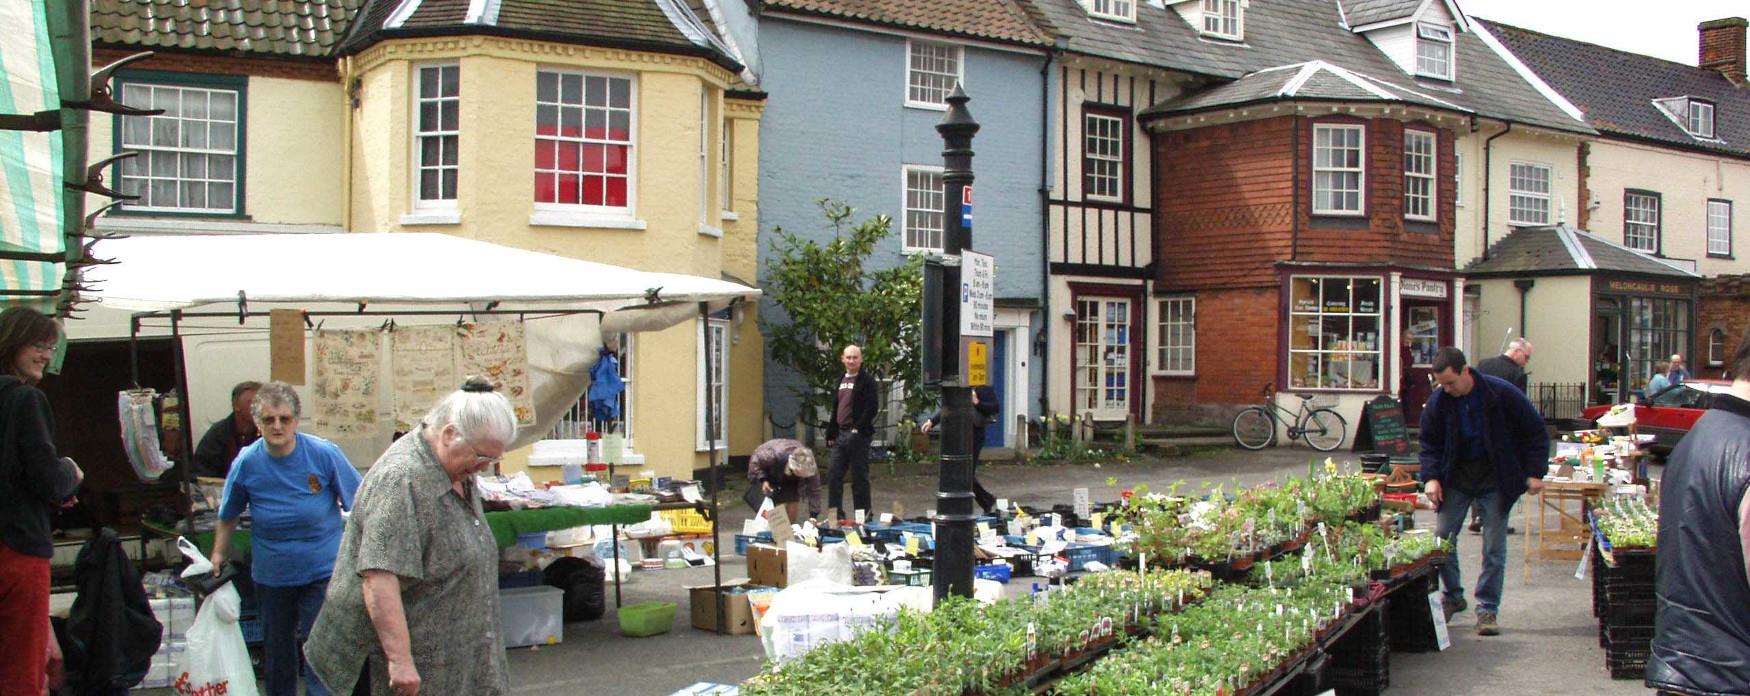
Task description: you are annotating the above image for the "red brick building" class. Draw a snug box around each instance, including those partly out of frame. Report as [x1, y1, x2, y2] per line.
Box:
[1142, 61, 1473, 427]
[1699, 275, 1750, 379]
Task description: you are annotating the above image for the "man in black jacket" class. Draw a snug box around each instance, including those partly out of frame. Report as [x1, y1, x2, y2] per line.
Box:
[1419, 347, 1548, 637]
[190, 381, 260, 479]
[921, 385, 1000, 514]
[1646, 329, 1750, 696]
[825, 345, 879, 518]
[1470, 338, 1532, 532]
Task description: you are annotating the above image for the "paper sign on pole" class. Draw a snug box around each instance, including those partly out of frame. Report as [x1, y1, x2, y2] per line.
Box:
[1073, 488, 1091, 520]
[269, 309, 306, 384]
[1428, 590, 1452, 650]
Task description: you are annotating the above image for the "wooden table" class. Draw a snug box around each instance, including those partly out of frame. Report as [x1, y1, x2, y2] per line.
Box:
[1523, 480, 1609, 578]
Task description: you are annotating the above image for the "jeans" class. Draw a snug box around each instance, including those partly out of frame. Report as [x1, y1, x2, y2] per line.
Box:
[258, 578, 333, 696]
[1436, 487, 1509, 614]
[827, 431, 873, 515]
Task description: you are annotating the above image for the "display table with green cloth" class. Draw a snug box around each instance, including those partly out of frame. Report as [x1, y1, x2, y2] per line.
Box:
[146, 504, 656, 555]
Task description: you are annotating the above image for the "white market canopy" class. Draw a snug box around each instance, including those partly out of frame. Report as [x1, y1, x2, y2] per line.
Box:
[83, 232, 759, 313]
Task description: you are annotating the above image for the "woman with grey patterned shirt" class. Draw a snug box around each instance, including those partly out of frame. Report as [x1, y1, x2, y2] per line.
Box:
[304, 379, 515, 696]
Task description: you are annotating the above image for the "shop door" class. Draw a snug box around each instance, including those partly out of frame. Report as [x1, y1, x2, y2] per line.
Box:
[984, 332, 1007, 449]
[1400, 302, 1444, 422]
[1075, 296, 1134, 420]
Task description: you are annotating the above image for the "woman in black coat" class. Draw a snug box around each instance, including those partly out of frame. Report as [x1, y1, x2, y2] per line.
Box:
[0, 306, 84, 693]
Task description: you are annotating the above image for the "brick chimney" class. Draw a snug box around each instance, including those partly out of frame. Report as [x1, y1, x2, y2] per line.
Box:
[1699, 17, 1747, 86]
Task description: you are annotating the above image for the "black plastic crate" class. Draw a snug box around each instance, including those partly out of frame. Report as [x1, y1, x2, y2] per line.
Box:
[1601, 602, 1656, 628]
[1604, 625, 1655, 648]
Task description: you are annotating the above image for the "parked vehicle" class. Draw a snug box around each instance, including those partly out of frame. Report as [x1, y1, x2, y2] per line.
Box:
[1581, 378, 1734, 458]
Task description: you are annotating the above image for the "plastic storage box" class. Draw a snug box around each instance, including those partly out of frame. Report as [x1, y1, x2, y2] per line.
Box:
[499, 585, 564, 648]
[618, 600, 677, 637]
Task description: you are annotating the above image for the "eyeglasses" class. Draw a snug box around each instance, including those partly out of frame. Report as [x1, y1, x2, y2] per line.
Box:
[29, 341, 55, 353]
[258, 415, 296, 426]
[466, 441, 504, 467]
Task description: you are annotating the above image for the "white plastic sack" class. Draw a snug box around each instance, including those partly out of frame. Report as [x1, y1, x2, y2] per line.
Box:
[785, 541, 851, 586]
[174, 539, 260, 696]
[757, 579, 900, 661]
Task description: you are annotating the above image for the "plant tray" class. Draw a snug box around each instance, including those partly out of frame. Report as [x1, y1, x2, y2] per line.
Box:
[1062, 543, 1120, 572]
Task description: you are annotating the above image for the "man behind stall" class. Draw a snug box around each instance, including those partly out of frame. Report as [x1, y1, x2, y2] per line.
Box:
[192, 381, 261, 479]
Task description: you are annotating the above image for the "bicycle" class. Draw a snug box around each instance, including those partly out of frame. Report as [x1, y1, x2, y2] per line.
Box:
[1231, 382, 1348, 452]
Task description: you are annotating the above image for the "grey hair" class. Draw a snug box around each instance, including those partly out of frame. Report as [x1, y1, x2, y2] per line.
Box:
[786, 447, 818, 478]
[251, 381, 302, 419]
[1507, 338, 1533, 353]
[421, 380, 517, 444]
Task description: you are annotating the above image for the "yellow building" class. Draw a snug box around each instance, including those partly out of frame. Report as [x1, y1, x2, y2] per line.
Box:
[85, 0, 764, 479]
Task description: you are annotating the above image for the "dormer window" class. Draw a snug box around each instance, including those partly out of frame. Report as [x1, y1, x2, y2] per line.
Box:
[1688, 100, 1715, 139]
[1415, 23, 1453, 80]
[1202, 0, 1242, 40]
[1089, 0, 1135, 23]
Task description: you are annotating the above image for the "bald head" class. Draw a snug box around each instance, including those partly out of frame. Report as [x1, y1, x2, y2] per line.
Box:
[841, 345, 863, 375]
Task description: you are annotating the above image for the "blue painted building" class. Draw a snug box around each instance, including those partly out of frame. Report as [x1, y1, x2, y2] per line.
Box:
[717, 0, 1052, 448]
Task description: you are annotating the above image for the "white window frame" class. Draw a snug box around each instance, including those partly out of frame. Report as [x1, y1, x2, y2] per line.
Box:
[1403, 129, 1436, 221]
[719, 118, 734, 219]
[532, 69, 637, 223]
[1623, 191, 1660, 253]
[905, 40, 962, 110]
[1709, 328, 1727, 367]
[1089, 0, 1135, 23]
[1688, 100, 1715, 139]
[407, 63, 460, 224]
[697, 89, 718, 236]
[1074, 296, 1133, 419]
[901, 165, 945, 253]
[1415, 23, 1454, 80]
[1287, 275, 1384, 391]
[1153, 296, 1195, 376]
[1084, 110, 1126, 202]
[116, 81, 243, 214]
[1507, 161, 1551, 226]
[1707, 199, 1733, 257]
[1312, 123, 1365, 216]
[1454, 151, 1463, 207]
[618, 333, 639, 458]
[696, 318, 729, 452]
[1201, 0, 1242, 40]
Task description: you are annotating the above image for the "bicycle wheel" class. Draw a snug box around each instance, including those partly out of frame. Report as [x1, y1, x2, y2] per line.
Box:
[1300, 408, 1348, 452]
[1231, 407, 1276, 450]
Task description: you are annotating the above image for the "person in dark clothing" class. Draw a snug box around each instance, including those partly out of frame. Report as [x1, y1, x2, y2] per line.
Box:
[1645, 329, 1750, 696]
[0, 306, 84, 694]
[825, 345, 879, 518]
[921, 385, 1001, 514]
[745, 438, 821, 522]
[1470, 338, 1532, 533]
[58, 528, 162, 695]
[191, 380, 261, 479]
[1418, 347, 1549, 637]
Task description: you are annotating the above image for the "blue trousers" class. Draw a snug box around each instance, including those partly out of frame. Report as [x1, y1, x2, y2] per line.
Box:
[257, 578, 332, 696]
[1435, 488, 1510, 614]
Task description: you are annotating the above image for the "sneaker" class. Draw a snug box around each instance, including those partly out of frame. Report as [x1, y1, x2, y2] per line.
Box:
[1443, 596, 1467, 621]
[1476, 611, 1500, 636]
[1506, 526, 1518, 535]
[1468, 519, 1482, 534]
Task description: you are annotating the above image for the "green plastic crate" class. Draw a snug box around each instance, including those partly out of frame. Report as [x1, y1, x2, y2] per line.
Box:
[618, 601, 676, 637]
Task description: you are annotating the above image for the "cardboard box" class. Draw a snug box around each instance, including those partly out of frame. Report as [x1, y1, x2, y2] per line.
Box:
[689, 579, 759, 635]
[747, 544, 787, 588]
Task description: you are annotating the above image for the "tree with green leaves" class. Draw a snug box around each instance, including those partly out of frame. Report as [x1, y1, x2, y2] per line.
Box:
[763, 199, 929, 435]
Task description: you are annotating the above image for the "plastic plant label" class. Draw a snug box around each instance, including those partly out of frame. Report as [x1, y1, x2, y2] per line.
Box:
[905, 535, 921, 555]
[879, 512, 895, 525]
[1427, 590, 1452, 650]
[854, 509, 866, 525]
[977, 522, 992, 538]
[997, 498, 1010, 512]
[846, 531, 865, 548]
[1025, 531, 1040, 546]
[1092, 512, 1105, 530]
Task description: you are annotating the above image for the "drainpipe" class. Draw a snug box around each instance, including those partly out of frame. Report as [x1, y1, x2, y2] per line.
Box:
[1037, 46, 1058, 420]
[1481, 121, 1512, 260]
[1514, 278, 1534, 338]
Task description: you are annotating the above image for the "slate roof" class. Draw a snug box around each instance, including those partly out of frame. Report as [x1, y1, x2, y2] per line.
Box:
[91, 0, 363, 58]
[1154, 60, 1471, 114]
[1341, 0, 1421, 29]
[1479, 18, 1750, 157]
[1466, 224, 1702, 278]
[757, 0, 1054, 47]
[341, 0, 744, 71]
[1023, 0, 1592, 135]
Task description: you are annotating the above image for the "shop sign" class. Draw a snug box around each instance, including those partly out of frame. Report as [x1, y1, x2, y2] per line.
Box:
[1401, 278, 1448, 299]
[1605, 279, 1686, 296]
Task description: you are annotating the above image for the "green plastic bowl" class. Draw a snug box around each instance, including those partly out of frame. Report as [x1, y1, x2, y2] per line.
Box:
[617, 600, 676, 637]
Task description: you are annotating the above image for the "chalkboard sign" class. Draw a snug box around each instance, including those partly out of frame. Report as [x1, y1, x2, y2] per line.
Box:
[1354, 395, 1411, 455]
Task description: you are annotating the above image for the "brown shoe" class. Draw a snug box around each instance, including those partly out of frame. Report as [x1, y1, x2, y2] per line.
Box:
[1476, 611, 1500, 636]
[1443, 597, 1467, 622]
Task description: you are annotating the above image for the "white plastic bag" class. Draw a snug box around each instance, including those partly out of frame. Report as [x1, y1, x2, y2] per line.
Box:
[785, 541, 851, 586]
[174, 538, 260, 696]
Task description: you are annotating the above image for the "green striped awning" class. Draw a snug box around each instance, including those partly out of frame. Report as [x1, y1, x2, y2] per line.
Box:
[0, 0, 68, 314]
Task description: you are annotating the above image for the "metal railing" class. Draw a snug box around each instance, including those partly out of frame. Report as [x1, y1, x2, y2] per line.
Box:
[1531, 382, 1587, 421]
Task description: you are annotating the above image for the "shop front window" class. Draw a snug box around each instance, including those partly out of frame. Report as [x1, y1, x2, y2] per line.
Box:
[1288, 276, 1382, 390]
[1406, 306, 1439, 367]
[1623, 296, 1690, 397]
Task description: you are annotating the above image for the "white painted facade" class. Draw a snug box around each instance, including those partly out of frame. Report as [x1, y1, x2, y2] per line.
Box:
[1582, 138, 1750, 276]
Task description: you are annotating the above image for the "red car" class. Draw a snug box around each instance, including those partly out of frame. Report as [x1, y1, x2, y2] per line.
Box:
[1582, 378, 1735, 458]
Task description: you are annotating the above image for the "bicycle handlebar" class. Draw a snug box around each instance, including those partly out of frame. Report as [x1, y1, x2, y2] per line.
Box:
[1262, 382, 1275, 397]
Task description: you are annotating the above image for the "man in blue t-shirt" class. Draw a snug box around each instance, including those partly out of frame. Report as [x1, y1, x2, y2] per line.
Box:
[211, 382, 361, 696]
